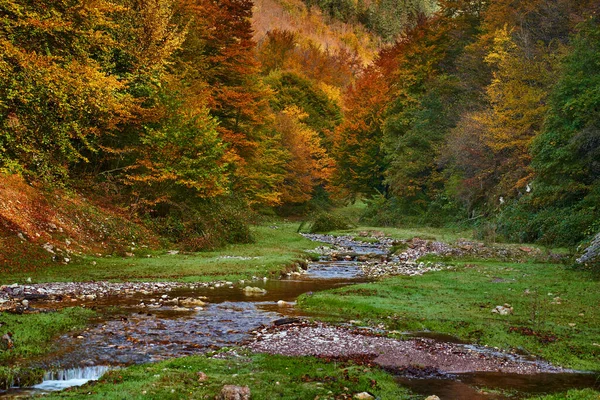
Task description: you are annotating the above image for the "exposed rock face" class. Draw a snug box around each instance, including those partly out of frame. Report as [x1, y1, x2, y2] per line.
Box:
[217, 385, 250, 400]
[577, 232, 600, 266]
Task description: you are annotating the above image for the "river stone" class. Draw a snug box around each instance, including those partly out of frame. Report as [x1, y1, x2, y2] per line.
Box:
[243, 286, 266, 294]
[179, 298, 206, 307]
[354, 392, 374, 399]
[425, 396, 441, 400]
[217, 385, 250, 400]
[491, 304, 513, 315]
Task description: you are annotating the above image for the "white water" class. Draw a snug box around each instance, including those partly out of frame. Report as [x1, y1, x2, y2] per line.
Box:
[33, 366, 112, 391]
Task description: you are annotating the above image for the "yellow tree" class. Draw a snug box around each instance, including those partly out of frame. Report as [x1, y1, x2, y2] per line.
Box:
[478, 26, 557, 198]
[276, 106, 333, 205]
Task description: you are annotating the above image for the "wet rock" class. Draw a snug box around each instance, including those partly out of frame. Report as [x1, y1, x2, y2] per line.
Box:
[277, 300, 291, 307]
[354, 392, 374, 399]
[274, 318, 300, 326]
[179, 298, 206, 307]
[242, 286, 266, 294]
[217, 385, 250, 400]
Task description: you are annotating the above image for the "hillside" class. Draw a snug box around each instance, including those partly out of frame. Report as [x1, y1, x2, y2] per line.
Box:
[0, 175, 157, 272]
[252, 0, 382, 64]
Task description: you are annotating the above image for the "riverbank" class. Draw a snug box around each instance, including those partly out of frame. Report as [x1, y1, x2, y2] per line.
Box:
[298, 255, 600, 372]
[0, 222, 317, 393]
[0, 223, 316, 284]
[41, 351, 411, 399]
[0, 308, 94, 390]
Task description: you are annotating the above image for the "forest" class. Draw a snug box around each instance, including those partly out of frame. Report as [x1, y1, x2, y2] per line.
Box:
[1, 0, 599, 253]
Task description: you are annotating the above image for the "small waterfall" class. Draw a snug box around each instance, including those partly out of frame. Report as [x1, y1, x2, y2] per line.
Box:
[33, 366, 112, 391]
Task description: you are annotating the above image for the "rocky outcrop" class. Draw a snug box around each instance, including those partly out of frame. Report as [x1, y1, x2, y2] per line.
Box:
[577, 232, 600, 266]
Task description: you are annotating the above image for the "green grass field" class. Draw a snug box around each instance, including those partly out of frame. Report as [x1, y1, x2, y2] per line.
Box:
[0, 308, 94, 389]
[298, 260, 600, 371]
[44, 351, 410, 399]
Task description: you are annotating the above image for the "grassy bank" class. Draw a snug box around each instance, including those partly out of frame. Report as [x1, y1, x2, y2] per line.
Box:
[298, 260, 600, 371]
[45, 351, 410, 399]
[0, 308, 94, 389]
[0, 223, 316, 284]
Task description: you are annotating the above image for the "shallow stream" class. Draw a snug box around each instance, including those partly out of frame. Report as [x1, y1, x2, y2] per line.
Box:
[1, 235, 598, 398]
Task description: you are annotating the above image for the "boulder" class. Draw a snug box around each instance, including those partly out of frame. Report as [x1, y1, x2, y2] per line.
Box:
[354, 392, 374, 399]
[179, 298, 206, 307]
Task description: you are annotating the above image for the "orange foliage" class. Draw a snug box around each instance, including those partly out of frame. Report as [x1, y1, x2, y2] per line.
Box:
[276, 107, 333, 204]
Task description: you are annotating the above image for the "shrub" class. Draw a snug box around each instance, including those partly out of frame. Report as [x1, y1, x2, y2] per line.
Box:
[309, 212, 353, 233]
[146, 198, 253, 251]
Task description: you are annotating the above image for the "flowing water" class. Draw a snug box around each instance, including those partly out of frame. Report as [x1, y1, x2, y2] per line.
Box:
[1, 236, 599, 398]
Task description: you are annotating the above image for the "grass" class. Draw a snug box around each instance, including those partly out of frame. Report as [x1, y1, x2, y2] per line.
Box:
[529, 389, 600, 399]
[0, 307, 95, 389]
[0, 223, 317, 284]
[45, 351, 411, 399]
[298, 260, 600, 371]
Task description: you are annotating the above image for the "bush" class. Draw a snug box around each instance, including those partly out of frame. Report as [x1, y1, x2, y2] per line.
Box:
[146, 198, 253, 251]
[309, 212, 353, 233]
[495, 196, 599, 248]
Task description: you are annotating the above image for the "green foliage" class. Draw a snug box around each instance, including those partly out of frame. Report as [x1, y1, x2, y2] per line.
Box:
[309, 212, 353, 232]
[360, 193, 468, 227]
[304, 0, 437, 42]
[146, 198, 253, 251]
[496, 17, 600, 246]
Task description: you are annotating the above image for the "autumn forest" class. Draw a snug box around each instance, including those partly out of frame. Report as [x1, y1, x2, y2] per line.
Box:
[1, 0, 599, 251]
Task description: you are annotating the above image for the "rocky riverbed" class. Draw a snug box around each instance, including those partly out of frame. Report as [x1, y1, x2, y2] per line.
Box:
[246, 320, 566, 376]
[0, 278, 270, 313]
